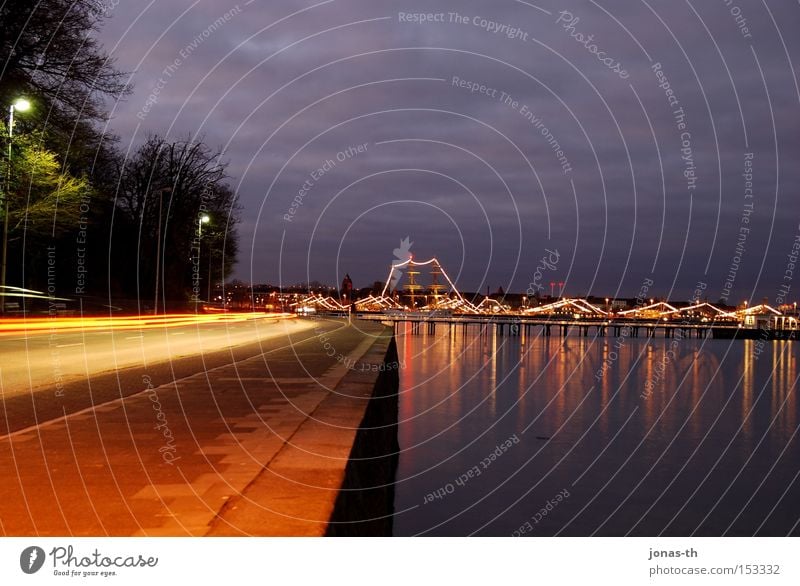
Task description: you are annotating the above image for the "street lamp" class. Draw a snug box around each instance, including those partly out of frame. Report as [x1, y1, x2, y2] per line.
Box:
[1, 98, 31, 315]
[9, 99, 31, 137]
[198, 214, 210, 305]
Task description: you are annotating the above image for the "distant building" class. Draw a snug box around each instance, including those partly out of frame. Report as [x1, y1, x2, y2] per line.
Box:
[341, 273, 353, 301]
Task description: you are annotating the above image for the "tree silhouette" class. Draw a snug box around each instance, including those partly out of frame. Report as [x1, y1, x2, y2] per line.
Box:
[113, 136, 240, 307]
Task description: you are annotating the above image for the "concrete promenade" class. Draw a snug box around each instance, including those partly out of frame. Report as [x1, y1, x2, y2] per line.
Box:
[0, 318, 394, 536]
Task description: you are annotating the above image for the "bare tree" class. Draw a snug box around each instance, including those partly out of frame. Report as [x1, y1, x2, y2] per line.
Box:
[0, 0, 129, 125]
[114, 136, 240, 306]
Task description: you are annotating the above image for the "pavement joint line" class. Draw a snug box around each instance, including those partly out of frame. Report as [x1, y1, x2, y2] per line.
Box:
[204, 334, 395, 536]
[0, 320, 350, 441]
[202, 328, 389, 535]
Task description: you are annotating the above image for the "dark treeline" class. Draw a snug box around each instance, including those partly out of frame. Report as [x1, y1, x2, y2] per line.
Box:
[0, 0, 240, 311]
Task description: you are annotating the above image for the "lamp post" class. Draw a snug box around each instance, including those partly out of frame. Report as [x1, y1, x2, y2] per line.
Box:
[207, 241, 213, 304]
[1, 98, 31, 315]
[198, 214, 209, 307]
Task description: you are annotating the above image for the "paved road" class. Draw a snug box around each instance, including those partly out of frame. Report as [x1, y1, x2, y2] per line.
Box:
[0, 319, 393, 536]
[0, 316, 339, 436]
[0, 314, 314, 397]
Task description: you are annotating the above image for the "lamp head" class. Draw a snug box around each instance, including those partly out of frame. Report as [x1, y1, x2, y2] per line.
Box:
[200, 215, 210, 224]
[12, 98, 31, 112]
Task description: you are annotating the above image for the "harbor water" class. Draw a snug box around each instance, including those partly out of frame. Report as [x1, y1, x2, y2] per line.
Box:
[392, 322, 800, 536]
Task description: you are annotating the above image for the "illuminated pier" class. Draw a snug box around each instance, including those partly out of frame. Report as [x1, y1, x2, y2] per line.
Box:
[291, 258, 799, 340]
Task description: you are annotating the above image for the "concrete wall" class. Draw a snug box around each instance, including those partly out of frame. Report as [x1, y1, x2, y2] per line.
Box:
[326, 335, 399, 536]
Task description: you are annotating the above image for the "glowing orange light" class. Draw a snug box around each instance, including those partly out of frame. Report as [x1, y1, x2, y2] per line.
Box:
[0, 312, 293, 335]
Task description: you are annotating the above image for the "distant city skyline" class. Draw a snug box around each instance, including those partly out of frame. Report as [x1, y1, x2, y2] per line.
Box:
[224, 276, 786, 307]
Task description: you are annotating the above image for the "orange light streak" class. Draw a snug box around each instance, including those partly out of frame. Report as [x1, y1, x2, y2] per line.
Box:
[0, 312, 293, 335]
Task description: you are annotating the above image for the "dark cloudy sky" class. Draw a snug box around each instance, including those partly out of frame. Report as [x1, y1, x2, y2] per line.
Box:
[99, 0, 800, 301]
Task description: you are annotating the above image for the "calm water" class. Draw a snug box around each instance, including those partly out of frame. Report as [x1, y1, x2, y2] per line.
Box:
[392, 323, 800, 536]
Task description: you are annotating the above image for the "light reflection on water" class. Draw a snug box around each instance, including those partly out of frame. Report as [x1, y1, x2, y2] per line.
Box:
[392, 323, 800, 536]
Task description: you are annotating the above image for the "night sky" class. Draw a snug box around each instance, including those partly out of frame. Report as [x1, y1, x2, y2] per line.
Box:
[99, 0, 800, 302]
